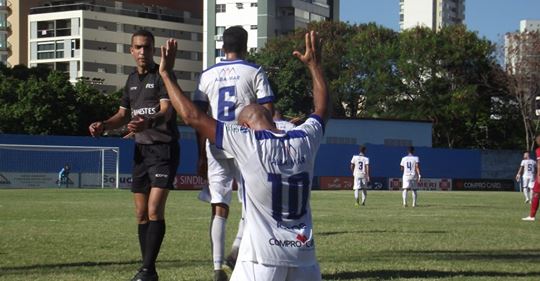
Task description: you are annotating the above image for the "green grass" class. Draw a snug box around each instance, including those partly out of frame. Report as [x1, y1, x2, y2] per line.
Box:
[0, 189, 539, 281]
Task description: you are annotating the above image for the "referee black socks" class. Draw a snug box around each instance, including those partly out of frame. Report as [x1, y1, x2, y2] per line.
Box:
[142, 220, 166, 272]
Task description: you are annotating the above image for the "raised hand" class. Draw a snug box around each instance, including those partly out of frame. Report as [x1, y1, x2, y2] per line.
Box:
[292, 30, 322, 68]
[160, 39, 177, 74]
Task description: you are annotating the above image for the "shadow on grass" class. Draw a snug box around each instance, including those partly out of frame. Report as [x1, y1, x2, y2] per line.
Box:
[318, 229, 446, 237]
[401, 249, 540, 261]
[323, 269, 540, 280]
[0, 258, 203, 274]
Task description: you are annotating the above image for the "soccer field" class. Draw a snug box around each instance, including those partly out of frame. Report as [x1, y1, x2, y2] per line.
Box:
[0, 189, 538, 281]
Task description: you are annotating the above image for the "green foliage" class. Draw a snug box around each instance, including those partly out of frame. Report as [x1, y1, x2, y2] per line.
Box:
[251, 22, 522, 149]
[0, 65, 120, 136]
[0, 190, 539, 281]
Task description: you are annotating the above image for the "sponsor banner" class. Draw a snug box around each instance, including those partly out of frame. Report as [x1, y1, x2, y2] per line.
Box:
[370, 177, 389, 190]
[79, 173, 132, 188]
[453, 179, 514, 191]
[319, 176, 353, 190]
[0, 172, 132, 188]
[319, 176, 388, 190]
[0, 172, 72, 188]
[389, 178, 452, 191]
[174, 174, 207, 190]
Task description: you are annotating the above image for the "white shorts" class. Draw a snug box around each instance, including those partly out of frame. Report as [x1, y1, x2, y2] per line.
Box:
[402, 176, 418, 190]
[353, 176, 368, 190]
[522, 177, 535, 189]
[230, 261, 321, 281]
[198, 156, 240, 205]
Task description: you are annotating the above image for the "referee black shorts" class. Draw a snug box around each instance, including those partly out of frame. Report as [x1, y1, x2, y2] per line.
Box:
[131, 141, 180, 193]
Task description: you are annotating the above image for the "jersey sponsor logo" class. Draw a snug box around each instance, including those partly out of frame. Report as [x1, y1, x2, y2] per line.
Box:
[155, 174, 168, 178]
[145, 83, 155, 89]
[215, 67, 240, 82]
[268, 238, 314, 248]
[276, 222, 307, 231]
[130, 86, 138, 91]
[132, 107, 157, 115]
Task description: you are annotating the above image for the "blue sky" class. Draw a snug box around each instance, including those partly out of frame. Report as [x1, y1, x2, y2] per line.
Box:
[339, 0, 540, 45]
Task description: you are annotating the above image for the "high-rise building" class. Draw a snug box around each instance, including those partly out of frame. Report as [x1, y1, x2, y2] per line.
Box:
[203, 0, 339, 68]
[27, 0, 203, 93]
[505, 19, 540, 74]
[399, 0, 465, 31]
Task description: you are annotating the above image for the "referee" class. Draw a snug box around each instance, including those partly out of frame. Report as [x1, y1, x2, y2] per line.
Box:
[89, 30, 179, 281]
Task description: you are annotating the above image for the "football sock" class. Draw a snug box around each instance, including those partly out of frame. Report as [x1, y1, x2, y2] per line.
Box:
[530, 194, 539, 218]
[402, 189, 408, 205]
[523, 188, 531, 201]
[211, 215, 227, 270]
[142, 220, 165, 272]
[361, 190, 367, 204]
[412, 190, 417, 206]
[354, 189, 359, 202]
[138, 223, 149, 261]
[232, 216, 244, 250]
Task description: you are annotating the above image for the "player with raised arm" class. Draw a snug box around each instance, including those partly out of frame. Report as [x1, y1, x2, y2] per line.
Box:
[350, 145, 370, 206]
[400, 146, 421, 207]
[193, 26, 274, 280]
[523, 135, 540, 221]
[516, 152, 535, 204]
[159, 30, 327, 281]
[89, 30, 179, 281]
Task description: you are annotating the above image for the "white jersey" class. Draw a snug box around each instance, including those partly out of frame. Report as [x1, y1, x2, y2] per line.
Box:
[521, 159, 536, 178]
[350, 154, 369, 178]
[194, 59, 274, 159]
[401, 155, 419, 177]
[216, 115, 324, 267]
[275, 119, 296, 131]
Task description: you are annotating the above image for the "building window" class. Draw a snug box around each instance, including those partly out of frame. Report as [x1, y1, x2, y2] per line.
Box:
[251, 3, 257, 7]
[216, 26, 226, 36]
[250, 25, 257, 30]
[236, 3, 243, 9]
[215, 49, 225, 57]
[216, 4, 226, 13]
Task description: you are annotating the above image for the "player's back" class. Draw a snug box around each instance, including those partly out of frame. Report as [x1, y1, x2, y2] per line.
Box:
[522, 159, 536, 177]
[194, 59, 273, 123]
[216, 116, 324, 267]
[401, 155, 419, 176]
[351, 155, 369, 177]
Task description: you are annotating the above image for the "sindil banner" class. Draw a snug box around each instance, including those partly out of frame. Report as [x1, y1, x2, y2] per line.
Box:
[388, 178, 452, 191]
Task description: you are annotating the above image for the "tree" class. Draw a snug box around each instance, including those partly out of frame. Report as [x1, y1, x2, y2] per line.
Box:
[0, 65, 120, 136]
[505, 31, 540, 150]
[251, 22, 519, 148]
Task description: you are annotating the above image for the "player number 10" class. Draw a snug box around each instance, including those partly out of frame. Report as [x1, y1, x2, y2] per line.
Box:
[267, 172, 310, 221]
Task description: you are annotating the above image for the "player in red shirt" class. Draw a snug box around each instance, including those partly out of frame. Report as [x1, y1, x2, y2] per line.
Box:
[523, 135, 540, 221]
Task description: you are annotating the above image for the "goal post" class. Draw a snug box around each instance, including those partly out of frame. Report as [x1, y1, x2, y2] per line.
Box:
[0, 144, 120, 189]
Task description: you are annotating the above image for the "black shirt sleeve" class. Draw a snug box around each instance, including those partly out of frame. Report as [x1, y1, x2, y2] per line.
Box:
[120, 75, 131, 109]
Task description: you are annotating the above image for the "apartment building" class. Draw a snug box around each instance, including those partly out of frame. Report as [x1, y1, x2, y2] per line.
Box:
[399, 0, 465, 31]
[203, 0, 339, 68]
[27, 0, 203, 93]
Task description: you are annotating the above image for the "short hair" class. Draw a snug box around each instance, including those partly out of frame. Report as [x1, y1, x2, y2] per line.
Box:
[360, 145, 366, 154]
[131, 30, 155, 46]
[408, 146, 415, 153]
[222, 26, 248, 54]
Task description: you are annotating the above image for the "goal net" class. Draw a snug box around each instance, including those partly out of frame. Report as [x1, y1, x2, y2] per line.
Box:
[0, 144, 120, 189]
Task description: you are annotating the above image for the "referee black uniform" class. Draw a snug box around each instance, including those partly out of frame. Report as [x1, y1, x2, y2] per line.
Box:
[121, 63, 180, 193]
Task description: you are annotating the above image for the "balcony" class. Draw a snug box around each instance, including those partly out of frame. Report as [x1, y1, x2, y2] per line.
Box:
[0, 0, 11, 12]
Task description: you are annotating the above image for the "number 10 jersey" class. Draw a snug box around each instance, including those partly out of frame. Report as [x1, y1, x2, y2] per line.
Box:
[216, 115, 324, 267]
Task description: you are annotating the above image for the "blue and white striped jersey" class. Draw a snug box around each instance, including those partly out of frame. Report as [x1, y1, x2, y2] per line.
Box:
[216, 115, 324, 266]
